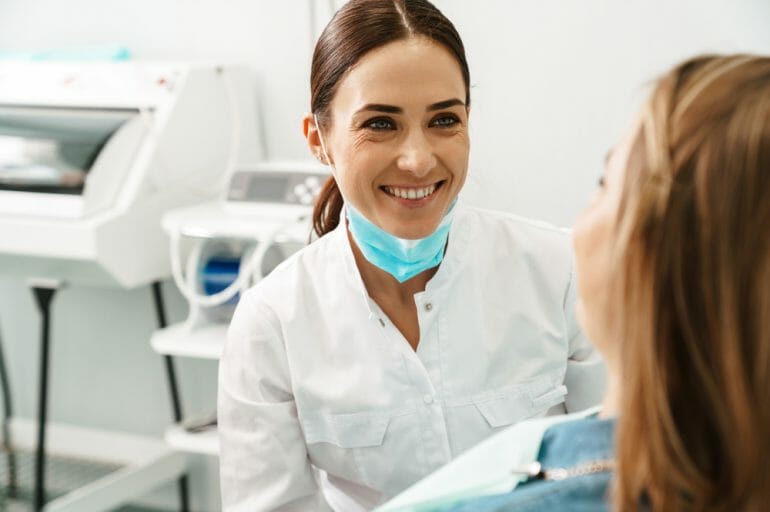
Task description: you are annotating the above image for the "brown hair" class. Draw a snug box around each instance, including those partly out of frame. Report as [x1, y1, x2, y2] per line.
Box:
[309, 0, 470, 237]
[611, 55, 770, 511]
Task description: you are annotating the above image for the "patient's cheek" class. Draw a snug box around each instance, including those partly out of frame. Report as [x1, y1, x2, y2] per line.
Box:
[576, 299, 589, 336]
[572, 203, 617, 352]
[575, 291, 601, 348]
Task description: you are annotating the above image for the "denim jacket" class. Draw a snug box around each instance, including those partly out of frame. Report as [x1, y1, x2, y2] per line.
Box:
[445, 416, 616, 512]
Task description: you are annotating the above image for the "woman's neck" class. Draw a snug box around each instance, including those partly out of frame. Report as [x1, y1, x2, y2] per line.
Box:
[348, 229, 435, 304]
[599, 365, 622, 418]
[347, 228, 436, 350]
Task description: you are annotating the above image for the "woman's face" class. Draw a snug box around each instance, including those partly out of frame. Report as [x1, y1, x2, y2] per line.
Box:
[572, 122, 639, 358]
[307, 37, 470, 239]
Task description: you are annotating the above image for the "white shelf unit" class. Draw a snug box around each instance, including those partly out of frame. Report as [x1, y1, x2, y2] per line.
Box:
[151, 323, 225, 456]
[153, 179, 319, 460]
[164, 424, 219, 457]
[150, 322, 227, 360]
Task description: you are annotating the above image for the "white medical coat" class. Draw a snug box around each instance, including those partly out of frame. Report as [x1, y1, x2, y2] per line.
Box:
[218, 205, 606, 512]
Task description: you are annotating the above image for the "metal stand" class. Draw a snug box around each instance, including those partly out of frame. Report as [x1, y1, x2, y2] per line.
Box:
[0, 280, 188, 511]
[0, 318, 18, 498]
[30, 281, 61, 512]
[151, 282, 190, 512]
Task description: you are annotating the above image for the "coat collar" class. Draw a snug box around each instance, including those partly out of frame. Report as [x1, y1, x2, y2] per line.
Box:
[330, 199, 473, 317]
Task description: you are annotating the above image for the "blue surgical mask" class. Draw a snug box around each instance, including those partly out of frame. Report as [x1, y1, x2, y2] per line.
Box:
[315, 114, 457, 282]
[345, 199, 456, 283]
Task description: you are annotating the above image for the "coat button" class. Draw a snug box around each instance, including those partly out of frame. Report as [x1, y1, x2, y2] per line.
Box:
[423, 394, 434, 405]
[424, 302, 433, 312]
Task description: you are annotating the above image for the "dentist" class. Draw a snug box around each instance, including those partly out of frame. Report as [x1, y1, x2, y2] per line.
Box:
[218, 1, 605, 510]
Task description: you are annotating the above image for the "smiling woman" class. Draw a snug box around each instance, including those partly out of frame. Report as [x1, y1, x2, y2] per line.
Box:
[217, 1, 606, 511]
[311, 37, 470, 287]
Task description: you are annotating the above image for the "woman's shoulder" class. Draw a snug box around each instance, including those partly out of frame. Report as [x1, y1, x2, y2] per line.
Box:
[236, 227, 347, 318]
[457, 205, 573, 263]
[460, 205, 570, 239]
[447, 416, 614, 512]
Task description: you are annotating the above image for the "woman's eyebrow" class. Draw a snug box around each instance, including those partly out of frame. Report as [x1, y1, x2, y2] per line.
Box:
[354, 104, 402, 114]
[353, 98, 466, 115]
[427, 98, 465, 111]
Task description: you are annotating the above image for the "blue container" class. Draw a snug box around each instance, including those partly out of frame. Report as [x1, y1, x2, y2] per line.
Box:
[201, 256, 241, 304]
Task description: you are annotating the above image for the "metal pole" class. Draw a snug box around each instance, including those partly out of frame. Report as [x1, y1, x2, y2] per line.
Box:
[151, 281, 190, 512]
[0, 318, 18, 498]
[30, 281, 60, 512]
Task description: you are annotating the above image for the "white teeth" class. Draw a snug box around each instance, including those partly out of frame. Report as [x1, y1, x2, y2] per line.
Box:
[384, 184, 438, 200]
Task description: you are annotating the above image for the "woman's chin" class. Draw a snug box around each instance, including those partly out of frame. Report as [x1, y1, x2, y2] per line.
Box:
[386, 224, 439, 240]
[576, 300, 602, 348]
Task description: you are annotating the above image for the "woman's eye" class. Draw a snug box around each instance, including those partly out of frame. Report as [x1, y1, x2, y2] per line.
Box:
[364, 118, 395, 130]
[431, 115, 459, 128]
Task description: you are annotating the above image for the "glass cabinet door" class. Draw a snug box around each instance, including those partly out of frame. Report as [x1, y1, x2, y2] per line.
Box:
[0, 106, 138, 195]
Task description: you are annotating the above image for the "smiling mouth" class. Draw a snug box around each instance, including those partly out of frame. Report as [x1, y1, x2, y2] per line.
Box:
[381, 180, 445, 200]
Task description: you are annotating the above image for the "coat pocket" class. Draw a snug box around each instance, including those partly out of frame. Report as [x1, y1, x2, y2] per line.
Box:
[303, 410, 390, 448]
[444, 373, 568, 455]
[474, 379, 568, 428]
[301, 409, 418, 493]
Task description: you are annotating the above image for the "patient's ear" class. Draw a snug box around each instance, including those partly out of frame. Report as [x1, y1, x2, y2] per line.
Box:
[302, 113, 327, 164]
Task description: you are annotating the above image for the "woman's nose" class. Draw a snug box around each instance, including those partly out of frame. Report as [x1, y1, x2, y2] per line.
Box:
[396, 131, 437, 177]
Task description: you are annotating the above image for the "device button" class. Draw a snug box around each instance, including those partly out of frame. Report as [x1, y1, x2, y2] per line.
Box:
[305, 176, 321, 190]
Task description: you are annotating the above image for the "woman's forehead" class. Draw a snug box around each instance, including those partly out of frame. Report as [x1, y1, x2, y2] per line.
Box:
[333, 38, 466, 113]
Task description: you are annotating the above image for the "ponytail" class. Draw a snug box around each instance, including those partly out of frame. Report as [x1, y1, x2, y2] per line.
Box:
[312, 177, 344, 238]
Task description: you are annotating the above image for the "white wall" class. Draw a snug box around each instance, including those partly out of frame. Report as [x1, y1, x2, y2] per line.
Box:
[0, 1, 768, 510]
[443, 0, 770, 225]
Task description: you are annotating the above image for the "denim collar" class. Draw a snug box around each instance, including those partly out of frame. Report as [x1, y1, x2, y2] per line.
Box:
[536, 415, 616, 470]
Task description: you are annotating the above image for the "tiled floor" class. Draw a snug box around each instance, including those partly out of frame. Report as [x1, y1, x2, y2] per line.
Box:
[0, 499, 169, 512]
[0, 449, 171, 511]
[114, 507, 170, 512]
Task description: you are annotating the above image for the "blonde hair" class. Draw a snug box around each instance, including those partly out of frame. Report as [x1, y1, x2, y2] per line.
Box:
[611, 55, 770, 511]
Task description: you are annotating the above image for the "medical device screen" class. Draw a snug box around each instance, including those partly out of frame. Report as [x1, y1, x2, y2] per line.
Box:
[0, 106, 136, 195]
[227, 172, 290, 202]
[227, 170, 326, 207]
[245, 176, 287, 201]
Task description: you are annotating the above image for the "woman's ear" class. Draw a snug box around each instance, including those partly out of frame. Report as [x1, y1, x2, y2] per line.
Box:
[302, 113, 328, 164]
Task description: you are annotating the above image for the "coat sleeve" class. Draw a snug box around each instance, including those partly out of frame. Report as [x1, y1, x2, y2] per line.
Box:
[218, 290, 328, 511]
[562, 260, 607, 413]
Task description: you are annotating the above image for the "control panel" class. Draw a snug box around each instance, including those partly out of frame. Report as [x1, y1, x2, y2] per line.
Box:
[226, 169, 328, 207]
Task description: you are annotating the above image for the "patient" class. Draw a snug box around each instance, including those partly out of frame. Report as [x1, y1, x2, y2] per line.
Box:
[394, 54, 770, 511]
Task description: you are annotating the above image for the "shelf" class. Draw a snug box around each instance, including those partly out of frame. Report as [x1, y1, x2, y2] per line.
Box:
[151, 324, 222, 457]
[150, 322, 226, 359]
[165, 424, 219, 456]
[162, 201, 314, 241]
